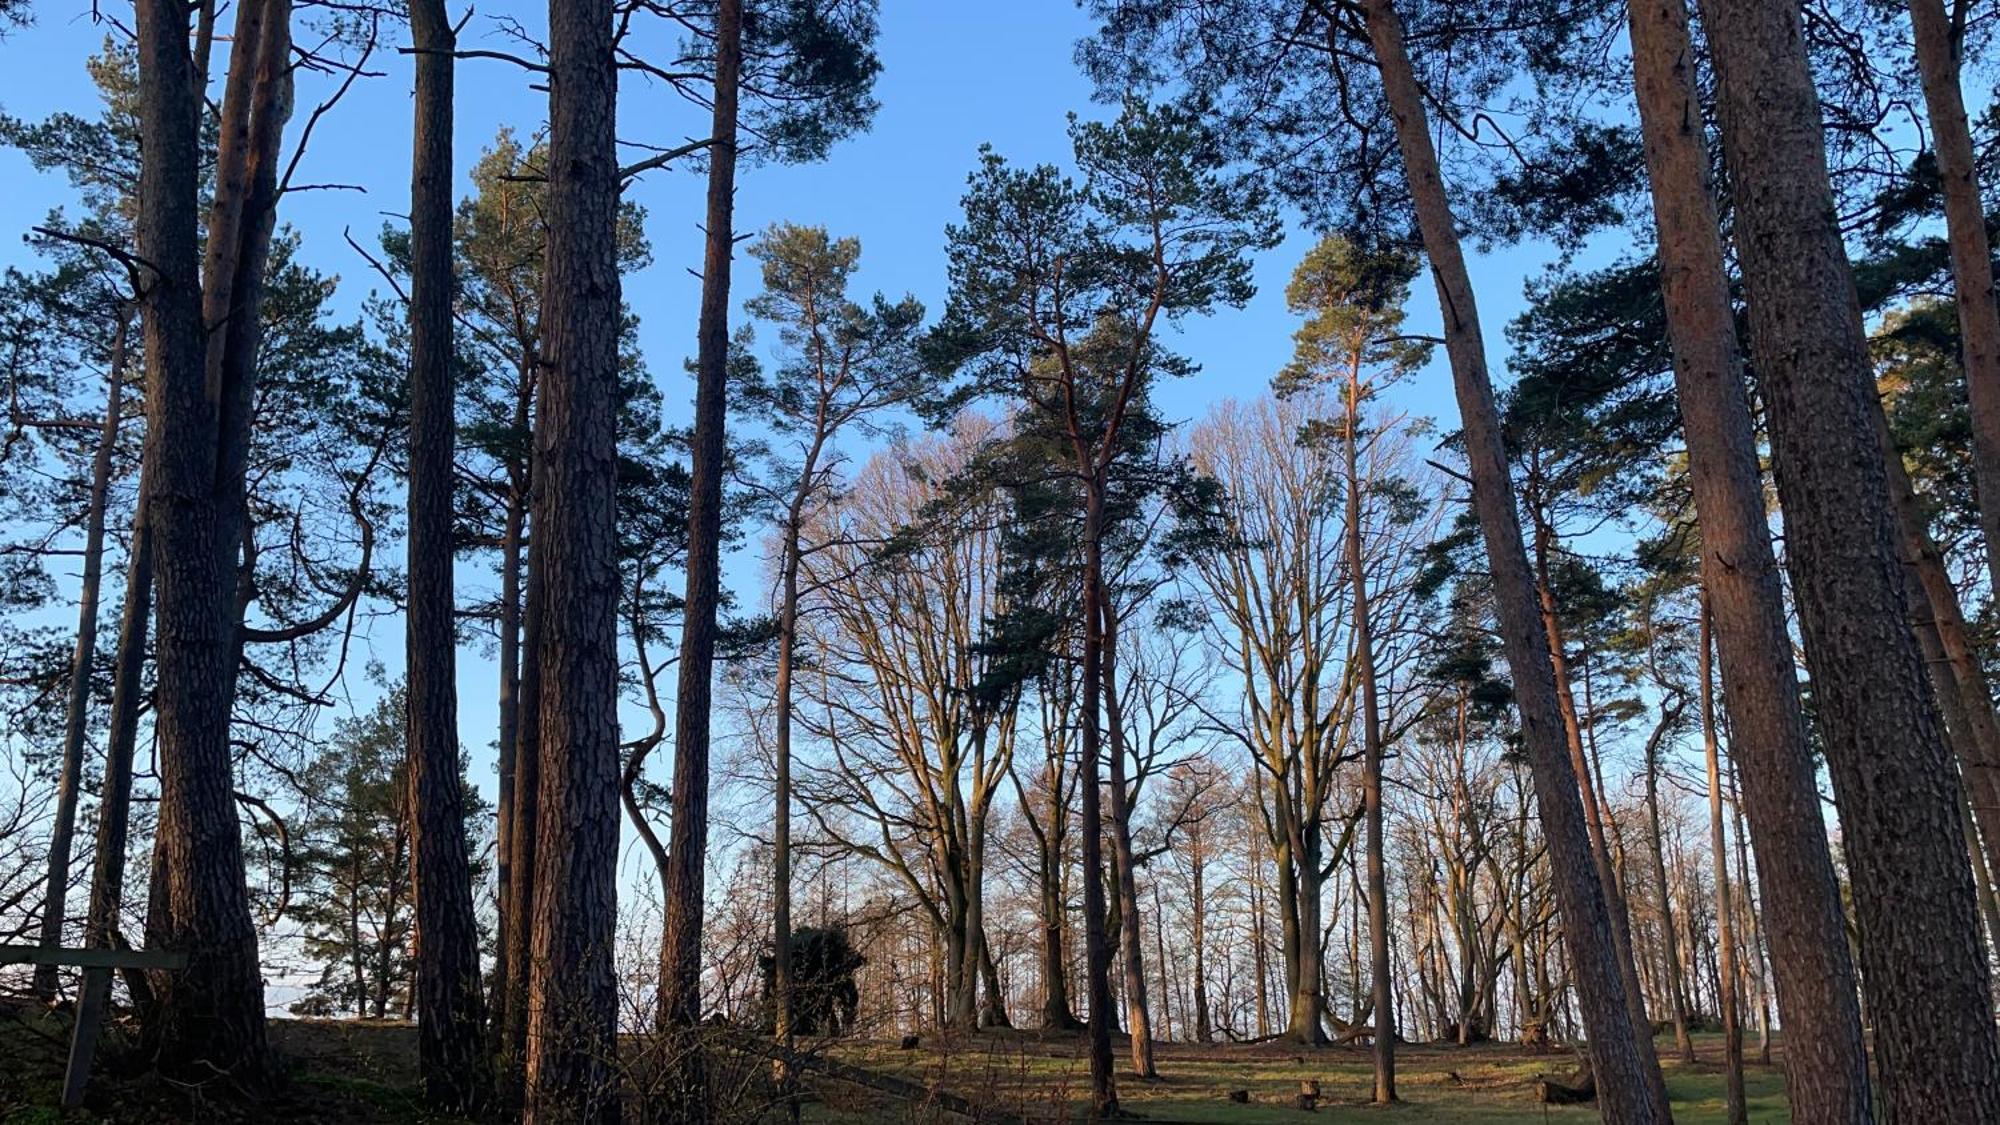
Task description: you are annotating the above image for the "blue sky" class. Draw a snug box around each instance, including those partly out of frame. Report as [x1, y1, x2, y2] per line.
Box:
[0, 2, 1591, 875]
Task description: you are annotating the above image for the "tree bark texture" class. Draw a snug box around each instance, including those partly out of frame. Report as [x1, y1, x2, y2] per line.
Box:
[659, 2, 740, 1119]
[405, 0, 485, 1109]
[522, 0, 623, 1118]
[1356, 4, 1663, 1119]
[1625, 0, 1874, 1117]
[1694, 0, 2000, 1115]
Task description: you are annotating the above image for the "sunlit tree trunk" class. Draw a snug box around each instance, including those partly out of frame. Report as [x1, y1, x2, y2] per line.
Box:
[1625, 0, 1875, 1115]
[1696, 0, 2000, 1113]
[1357, 4, 1663, 1117]
[1906, 0, 2000, 600]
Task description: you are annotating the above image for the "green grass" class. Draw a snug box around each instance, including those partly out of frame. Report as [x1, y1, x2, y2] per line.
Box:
[810, 1032, 1790, 1123]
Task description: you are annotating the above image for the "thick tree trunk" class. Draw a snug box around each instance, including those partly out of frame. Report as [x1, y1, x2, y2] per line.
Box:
[521, 0, 623, 1118]
[135, 0, 280, 1081]
[35, 312, 129, 1000]
[1625, 0, 1874, 1117]
[659, 3, 739, 1119]
[405, 1, 485, 1109]
[1356, 4, 1662, 1119]
[1695, 0, 2000, 1114]
[1101, 599, 1156, 1078]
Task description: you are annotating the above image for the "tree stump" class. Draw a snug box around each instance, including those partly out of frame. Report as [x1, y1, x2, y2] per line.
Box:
[1297, 1078, 1320, 1112]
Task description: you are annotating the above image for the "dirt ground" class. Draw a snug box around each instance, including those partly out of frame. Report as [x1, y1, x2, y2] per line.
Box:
[0, 998, 1790, 1123]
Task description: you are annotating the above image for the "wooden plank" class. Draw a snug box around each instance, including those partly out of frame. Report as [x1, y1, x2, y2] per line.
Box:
[61, 965, 113, 1109]
[0, 944, 187, 970]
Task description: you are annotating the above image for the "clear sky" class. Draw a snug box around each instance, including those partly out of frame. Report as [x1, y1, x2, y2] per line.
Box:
[0, 2, 1590, 899]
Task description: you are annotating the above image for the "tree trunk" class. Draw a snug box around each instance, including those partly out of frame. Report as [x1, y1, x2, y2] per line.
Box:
[773, 513, 801, 1068]
[35, 311, 129, 1000]
[1191, 841, 1213, 1044]
[1906, 0, 2000, 600]
[135, 0, 280, 1081]
[1879, 432, 2000, 889]
[490, 427, 527, 1046]
[1642, 722, 1694, 1064]
[1037, 758, 1081, 1030]
[405, 1, 485, 1108]
[659, 2, 739, 1118]
[1695, 0, 2000, 1114]
[521, 0, 623, 1118]
[68, 469, 157, 1080]
[499, 506, 543, 1102]
[1345, 355, 1395, 1101]
[1701, 598, 1749, 1125]
[1078, 486, 1119, 1116]
[1625, 0, 1874, 1116]
[1532, 529, 1668, 1112]
[1356, 4, 1662, 1119]
[1101, 598, 1156, 1078]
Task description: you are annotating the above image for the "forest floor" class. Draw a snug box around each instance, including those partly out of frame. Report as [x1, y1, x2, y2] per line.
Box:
[0, 997, 1790, 1123]
[814, 1029, 1790, 1123]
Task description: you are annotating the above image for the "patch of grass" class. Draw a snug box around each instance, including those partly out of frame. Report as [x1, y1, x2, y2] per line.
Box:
[810, 1032, 1791, 1124]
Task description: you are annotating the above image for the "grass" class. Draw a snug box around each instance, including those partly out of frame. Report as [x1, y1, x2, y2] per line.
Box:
[811, 1032, 1791, 1124]
[0, 995, 1789, 1123]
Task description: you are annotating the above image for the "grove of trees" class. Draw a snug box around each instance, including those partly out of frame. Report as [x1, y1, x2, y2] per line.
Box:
[4, 0, 2000, 1122]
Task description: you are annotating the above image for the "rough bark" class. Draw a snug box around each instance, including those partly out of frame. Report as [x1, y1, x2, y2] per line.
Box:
[135, 0, 281, 1081]
[499, 508, 544, 1102]
[659, 2, 740, 1118]
[1356, 4, 1662, 1119]
[1694, 0, 2000, 1114]
[521, 0, 623, 1118]
[35, 311, 129, 1000]
[405, 0, 485, 1109]
[1624, 0, 1875, 1116]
